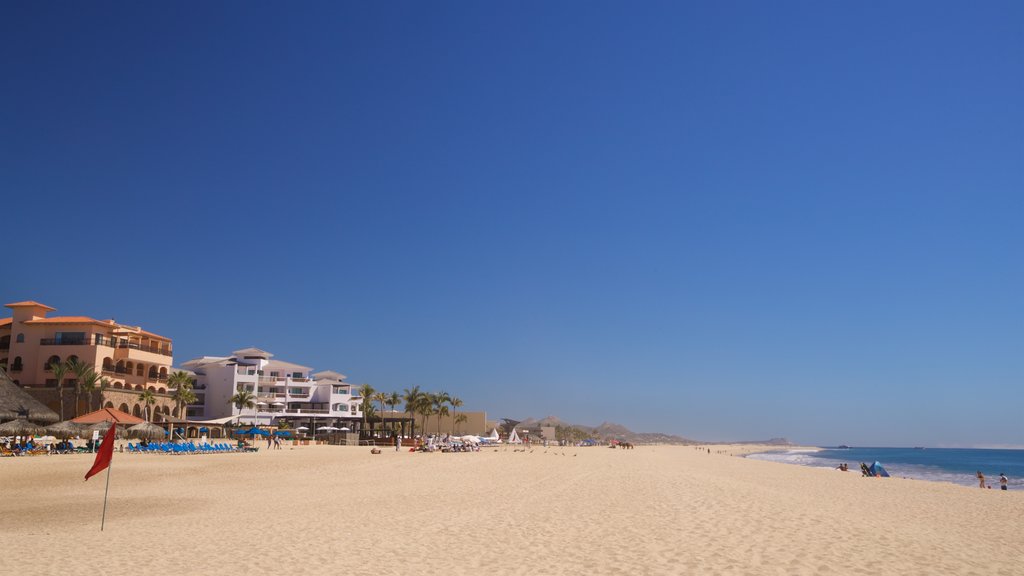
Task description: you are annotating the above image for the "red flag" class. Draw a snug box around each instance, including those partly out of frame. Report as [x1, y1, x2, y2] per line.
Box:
[85, 422, 116, 481]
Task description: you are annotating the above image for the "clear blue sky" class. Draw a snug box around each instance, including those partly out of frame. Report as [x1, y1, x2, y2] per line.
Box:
[2, 2, 1021, 447]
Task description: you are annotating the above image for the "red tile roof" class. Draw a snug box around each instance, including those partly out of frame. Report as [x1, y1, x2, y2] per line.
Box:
[4, 301, 56, 311]
[71, 407, 145, 424]
[23, 316, 111, 327]
[0, 318, 11, 328]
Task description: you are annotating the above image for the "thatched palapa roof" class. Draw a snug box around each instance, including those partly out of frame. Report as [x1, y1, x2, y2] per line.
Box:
[126, 422, 166, 440]
[45, 420, 91, 438]
[0, 418, 48, 436]
[0, 367, 60, 424]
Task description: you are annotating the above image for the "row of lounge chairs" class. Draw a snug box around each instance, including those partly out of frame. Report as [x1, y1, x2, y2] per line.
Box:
[1, 444, 49, 457]
[126, 442, 250, 454]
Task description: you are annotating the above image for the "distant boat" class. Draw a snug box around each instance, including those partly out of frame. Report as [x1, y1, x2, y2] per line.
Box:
[837, 445, 851, 449]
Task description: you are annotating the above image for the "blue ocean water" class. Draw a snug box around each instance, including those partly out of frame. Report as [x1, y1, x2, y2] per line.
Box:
[747, 447, 1024, 489]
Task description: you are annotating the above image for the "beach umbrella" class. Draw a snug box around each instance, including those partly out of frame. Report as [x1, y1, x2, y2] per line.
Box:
[127, 422, 166, 440]
[295, 426, 309, 431]
[0, 369, 60, 424]
[45, 420, 90, 438]
[88, 422, 126, 439]
[339, 427, 350, 432]
[0, 418, 47, 436]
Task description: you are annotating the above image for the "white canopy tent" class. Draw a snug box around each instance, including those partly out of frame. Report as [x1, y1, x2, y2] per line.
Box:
[507, 428, 522, 444]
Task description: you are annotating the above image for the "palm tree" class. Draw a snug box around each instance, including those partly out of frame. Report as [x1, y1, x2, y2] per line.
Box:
[357, 383, 376, 435]
[372, 391, 388, 437]
[417, 395, 434, 436]
[79, 368, 101, 413]
[386, 391, 401, 435]
[228, 388, 256, 424]
[432, 392, 451, 436]
[449, 396, 464, 434]
[402, 386, 423, 437]
[454, 413, 468, 435]
[138, 389, 157, 422]
[50, 360, 70, 420]
[68, 359, 93, 416]
[168, 371, 196, 419]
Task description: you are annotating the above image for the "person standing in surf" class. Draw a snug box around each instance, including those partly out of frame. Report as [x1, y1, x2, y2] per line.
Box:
[976, 470, 985, 489]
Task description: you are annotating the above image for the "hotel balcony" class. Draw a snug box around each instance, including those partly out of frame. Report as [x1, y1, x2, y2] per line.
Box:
[283, 408, 330, 415]
[40, 336, 172, 358]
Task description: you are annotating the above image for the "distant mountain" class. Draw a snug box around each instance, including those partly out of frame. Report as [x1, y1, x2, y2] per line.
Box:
[515, 416, 696, 445]
[511, 416, 794, 446]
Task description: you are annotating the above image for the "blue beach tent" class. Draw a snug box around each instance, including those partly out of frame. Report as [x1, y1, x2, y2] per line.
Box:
[868, 461, 890, 477]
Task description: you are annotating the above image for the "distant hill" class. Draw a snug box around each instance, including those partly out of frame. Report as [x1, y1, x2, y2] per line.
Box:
[515, 416, 697, 445]
[512, 416, 794, 446]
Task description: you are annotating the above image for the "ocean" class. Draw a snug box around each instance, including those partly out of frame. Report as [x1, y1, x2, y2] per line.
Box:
[747, 447, 1024, 489]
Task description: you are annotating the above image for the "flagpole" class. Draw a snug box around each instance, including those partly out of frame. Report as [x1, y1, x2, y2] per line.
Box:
[100, 445, 112, 530]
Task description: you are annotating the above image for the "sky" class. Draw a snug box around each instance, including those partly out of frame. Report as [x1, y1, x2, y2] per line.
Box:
[2, 2, 1021, 447]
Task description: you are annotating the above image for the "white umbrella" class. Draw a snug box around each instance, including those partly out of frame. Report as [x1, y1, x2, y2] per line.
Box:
[318, 426, 338, 432]
[271, 402, 285, 406]
[339, 427, 351, 432]
[296, 426, 309, 431]
[256, 402, 268, 406]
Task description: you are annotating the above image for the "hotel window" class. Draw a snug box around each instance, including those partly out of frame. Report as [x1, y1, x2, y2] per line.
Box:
[289, 387, 303, 394]
[350, 404, 357, 415]
[269, 371, 279, 377]
[16, 333, 24, 343]
[292, 372, 302, 378]
[55, 332, 86, 345]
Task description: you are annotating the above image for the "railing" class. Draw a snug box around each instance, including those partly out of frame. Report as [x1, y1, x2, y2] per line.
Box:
[40, 337, 91, 346]
[41, 336, 173, 356]
[103, 367, 132, 376]
[284, 408, 331, 415]
[116, 340, 173, 356]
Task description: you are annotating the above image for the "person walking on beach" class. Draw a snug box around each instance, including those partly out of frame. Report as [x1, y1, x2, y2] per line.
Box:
[395, 434, 401, 452]
[999, 473, 1008, 491]
[976, 470, 985, 488]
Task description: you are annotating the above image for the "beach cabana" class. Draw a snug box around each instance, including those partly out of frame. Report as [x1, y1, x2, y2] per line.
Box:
[0, 368, 60, 425]
[88, 421, 126, 439]
[72, 407, 145, 425]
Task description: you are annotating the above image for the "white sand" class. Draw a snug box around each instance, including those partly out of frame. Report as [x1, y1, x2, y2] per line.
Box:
[2, 444, 1022, 575]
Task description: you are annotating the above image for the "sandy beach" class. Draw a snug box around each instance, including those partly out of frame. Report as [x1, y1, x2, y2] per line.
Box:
[3, 444, 1022, 575]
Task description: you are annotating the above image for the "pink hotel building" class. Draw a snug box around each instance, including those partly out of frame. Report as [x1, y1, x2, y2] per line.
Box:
[0, 301, 177, 420]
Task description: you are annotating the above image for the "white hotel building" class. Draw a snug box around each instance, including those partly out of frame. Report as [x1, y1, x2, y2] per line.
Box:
[181, 348, 363, 427]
